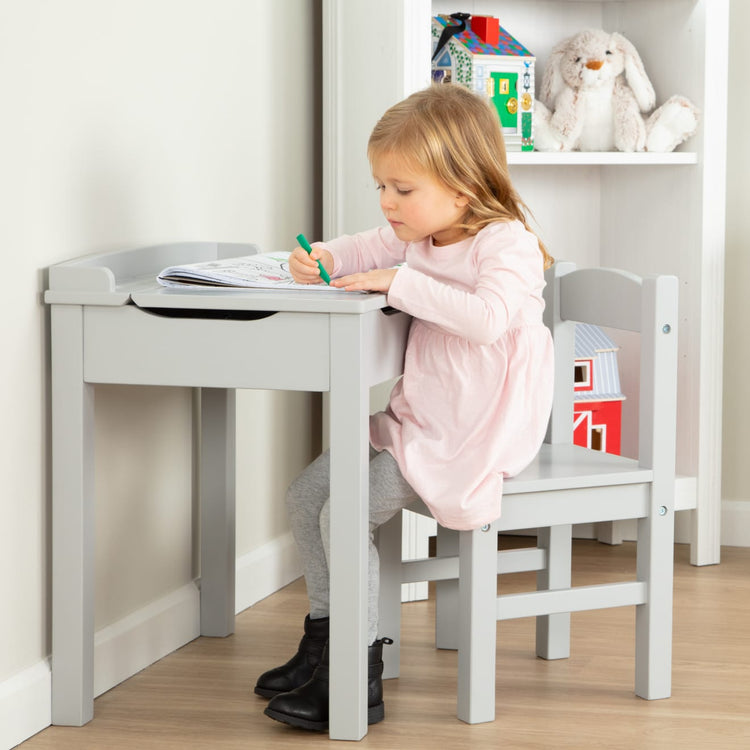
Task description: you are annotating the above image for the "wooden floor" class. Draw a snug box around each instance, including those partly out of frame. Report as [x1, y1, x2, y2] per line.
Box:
[21, 540, 750, 749]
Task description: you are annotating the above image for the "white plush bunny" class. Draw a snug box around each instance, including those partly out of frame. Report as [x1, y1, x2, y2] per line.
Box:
[534, 29, 699, 152]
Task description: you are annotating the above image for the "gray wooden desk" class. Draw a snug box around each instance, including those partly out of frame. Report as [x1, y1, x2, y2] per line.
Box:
[45, 241, 411, 741]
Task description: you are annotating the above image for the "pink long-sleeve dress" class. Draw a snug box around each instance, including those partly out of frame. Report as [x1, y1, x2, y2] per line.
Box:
[322, 220, 554, 530]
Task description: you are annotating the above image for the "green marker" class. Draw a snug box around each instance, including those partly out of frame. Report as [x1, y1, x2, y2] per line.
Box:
[296, 233, 331, 285]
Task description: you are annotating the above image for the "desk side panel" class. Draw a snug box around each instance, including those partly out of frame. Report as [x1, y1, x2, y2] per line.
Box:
[82, 306, 330, 390]
[363, 311, 410, 387]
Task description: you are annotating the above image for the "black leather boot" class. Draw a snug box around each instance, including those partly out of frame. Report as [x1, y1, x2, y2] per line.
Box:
[263, 637, 392, 731]
[254, 614, 329, 698]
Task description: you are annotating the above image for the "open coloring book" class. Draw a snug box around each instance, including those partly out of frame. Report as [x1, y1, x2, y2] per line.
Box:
[157, 252, 334, 290]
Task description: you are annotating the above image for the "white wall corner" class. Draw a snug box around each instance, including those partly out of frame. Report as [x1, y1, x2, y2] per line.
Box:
[720, 499, 750, 548]
[0, 660, 51, 750]
[235, 531, 303, 614]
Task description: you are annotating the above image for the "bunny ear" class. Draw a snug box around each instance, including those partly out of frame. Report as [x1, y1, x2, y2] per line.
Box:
[613, 32, 656, 111]
[539, 39, 568, 107]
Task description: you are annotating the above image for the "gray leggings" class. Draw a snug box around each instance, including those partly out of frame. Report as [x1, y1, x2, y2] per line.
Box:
[286, 447, 418, 644]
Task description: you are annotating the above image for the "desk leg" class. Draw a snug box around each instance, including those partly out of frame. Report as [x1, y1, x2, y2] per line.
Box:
[50, 305, 95, 725]
[199, 388, 236, 636]
[328, 315, 369, 741]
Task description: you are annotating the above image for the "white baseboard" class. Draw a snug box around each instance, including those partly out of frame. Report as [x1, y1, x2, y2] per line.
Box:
[93, 532, 303, 700]
[235, 531, 303, 613]
[1, 585, 201, 749]
[94, 532, 304, 698]
[1, 533, 301, 749]
[0, 660, 51, 750]
[93, 582, 201, 698]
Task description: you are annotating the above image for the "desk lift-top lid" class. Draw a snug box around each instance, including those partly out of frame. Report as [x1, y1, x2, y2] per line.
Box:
[44, 241, 391, 314]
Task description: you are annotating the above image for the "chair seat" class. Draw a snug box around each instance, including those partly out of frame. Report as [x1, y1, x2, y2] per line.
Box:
[405, 443, 653, 531]
[505, 443, 652, 494]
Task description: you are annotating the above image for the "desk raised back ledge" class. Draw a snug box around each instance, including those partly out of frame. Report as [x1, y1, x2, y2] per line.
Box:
[45, 241, 411, 741]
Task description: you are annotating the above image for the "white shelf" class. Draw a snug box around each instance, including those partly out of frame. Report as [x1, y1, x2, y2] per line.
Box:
[323, 0, 728, 565]
[508, 151, 698, 166]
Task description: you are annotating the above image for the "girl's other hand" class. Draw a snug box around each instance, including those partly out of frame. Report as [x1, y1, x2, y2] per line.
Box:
[289, 245, 334, 284]
[331, 268, 398, 293]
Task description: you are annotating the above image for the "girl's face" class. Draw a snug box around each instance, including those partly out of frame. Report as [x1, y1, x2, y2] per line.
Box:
[371, 152, 470, 246]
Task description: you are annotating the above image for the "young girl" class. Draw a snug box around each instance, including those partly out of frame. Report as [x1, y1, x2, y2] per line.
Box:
[256, 83, 554, 731]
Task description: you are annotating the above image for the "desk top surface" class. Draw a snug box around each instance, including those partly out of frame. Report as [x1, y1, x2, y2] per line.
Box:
[45, 241, 391, 314]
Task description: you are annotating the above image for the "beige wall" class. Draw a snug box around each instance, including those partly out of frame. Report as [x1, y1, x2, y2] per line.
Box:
[723, 0, 750, 503]
[0, 0, 320, 684]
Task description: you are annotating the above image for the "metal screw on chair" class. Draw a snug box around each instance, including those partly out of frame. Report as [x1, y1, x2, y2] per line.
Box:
[658, 506, 668, 516]
[662, 324, 672, 334]
[481, 524, 491, 532]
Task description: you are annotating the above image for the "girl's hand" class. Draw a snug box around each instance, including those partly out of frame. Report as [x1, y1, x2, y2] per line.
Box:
[331, 268, 398, 293]
[289, 245, 334, 284]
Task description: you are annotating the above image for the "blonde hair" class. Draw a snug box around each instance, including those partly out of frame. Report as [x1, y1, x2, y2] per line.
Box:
[367, 84, 553, 268]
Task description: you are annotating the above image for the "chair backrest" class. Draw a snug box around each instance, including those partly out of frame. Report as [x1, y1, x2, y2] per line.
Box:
[543, 262, 679, 481]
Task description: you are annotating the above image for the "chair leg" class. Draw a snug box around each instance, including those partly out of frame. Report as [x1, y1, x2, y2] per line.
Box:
[376, 512, 403, 679]
[457, 524, 497, 724]
[435, 526, 459, 650]
[535, 525, 572, 660]
[635, 507, 674, 699]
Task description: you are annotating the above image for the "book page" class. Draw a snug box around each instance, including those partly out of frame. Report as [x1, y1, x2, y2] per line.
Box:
[157, 252, 335, 290]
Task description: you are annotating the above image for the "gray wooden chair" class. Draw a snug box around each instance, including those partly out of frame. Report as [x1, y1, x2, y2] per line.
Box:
[376, 261, 679, 724]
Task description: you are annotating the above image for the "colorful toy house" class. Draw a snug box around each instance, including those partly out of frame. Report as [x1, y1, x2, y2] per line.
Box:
[431, 13, 535, 151]
[573, 324, 625, 455]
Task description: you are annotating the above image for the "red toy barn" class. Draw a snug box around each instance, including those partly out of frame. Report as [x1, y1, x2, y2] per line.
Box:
[573, 324, 624, 455]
